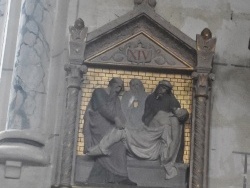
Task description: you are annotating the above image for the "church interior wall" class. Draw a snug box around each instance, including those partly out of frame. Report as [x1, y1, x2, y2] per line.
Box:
[0, 0, 249, 188]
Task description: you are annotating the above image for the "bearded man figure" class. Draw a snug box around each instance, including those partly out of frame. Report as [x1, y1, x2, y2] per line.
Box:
[83, 77, 136, 185]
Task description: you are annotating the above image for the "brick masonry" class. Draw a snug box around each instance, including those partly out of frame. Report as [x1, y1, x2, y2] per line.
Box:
[77, 67, 193, 164]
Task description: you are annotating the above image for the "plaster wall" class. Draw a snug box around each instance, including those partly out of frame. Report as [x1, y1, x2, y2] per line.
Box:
[0, 0, 249, 188]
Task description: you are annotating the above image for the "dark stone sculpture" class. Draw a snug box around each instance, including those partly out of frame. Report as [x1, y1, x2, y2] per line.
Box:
[142, 80, 188, 176]
[83, 77, 136, 186]
[142, 80, 186, 163]
[69, 18, 86, 41]
[86, 79, 189, 180]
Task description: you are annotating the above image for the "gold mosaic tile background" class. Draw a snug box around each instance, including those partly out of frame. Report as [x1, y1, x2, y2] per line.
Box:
[77, 67, 192, 164]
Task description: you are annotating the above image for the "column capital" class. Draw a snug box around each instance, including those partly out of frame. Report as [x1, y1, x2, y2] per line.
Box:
[64, 64, 87, 89]
[192, 72, 215, 98]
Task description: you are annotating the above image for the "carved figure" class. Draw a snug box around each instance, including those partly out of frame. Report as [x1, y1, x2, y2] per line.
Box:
[142, 80, 186, 163]
[69, 18, 86, 41]
[121, 78, 148, 129]
[83, 78, 136, 185]
[87, 80, 189, 179]
[68, 18, 88, 62]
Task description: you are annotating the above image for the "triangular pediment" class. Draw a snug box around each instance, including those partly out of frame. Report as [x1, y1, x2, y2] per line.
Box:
[85, 31, 193, 70]
[84, 3, 196, 71]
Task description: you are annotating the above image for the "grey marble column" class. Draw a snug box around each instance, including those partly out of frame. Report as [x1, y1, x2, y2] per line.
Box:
[6, 0, 56, 131]
[0, 0, 57, 179]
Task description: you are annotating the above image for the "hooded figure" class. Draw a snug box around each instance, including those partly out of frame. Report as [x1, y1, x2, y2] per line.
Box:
[83, 78, 136, 185]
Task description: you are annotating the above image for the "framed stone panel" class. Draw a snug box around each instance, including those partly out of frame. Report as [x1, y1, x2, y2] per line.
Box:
[58, 1, 216, 188]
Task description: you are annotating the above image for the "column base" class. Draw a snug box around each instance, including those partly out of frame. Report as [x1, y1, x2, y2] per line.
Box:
[52, 185, 72, 188]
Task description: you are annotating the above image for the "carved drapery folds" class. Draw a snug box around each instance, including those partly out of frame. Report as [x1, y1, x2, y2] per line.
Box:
[191, 28, 216, 188]
[59, 19, 87, 188]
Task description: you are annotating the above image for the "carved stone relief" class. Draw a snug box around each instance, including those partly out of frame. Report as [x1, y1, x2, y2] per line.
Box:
[86, 32, 193, 70]
[83, 78, 189, 186]
[85, 16, 196, 68]
[63, 1, 216, 187]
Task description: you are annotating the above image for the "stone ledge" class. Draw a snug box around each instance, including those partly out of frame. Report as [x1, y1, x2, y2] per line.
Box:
[0, 130, 50, 166]
[0, 143, 50, 166]
[75, 155, 188, 188]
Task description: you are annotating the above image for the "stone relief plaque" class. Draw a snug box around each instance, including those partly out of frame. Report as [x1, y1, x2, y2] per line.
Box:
[85, 32, 193, 71]
[65, 1, 215, 188]
[79, 78, 189, 187]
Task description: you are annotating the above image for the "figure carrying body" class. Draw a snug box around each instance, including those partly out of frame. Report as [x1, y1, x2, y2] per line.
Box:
[142, 80, 186, 163]
[87, 80, 189, 179]
[83, 77, 136, 185]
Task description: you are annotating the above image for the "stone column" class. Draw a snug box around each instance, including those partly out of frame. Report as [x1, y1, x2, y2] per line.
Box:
[6, 0, 56, 131]
[59, 18, 87, 188]
[191, 28, 216, 188]
[0, 0, 57, 179]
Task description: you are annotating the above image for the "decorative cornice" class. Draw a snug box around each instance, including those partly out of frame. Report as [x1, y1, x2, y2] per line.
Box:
[134, 0, 157, 8]
[85, 31, 194, 71]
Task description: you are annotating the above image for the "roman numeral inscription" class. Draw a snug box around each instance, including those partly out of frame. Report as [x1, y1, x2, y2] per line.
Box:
[127, 48, 152, 64]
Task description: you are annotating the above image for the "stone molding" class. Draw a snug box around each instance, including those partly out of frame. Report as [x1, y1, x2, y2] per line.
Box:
[0, 130, 50, 179]
[134, 0, 157, 8]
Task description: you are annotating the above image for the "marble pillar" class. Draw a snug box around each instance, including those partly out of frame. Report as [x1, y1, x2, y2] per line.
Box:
[6, 0, 56, 131]
[0, 0, 57, 180]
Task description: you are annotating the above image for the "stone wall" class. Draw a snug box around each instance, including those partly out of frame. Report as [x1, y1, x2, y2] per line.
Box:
[0, 0, 249, 188]
[77, 67, 193, 163]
